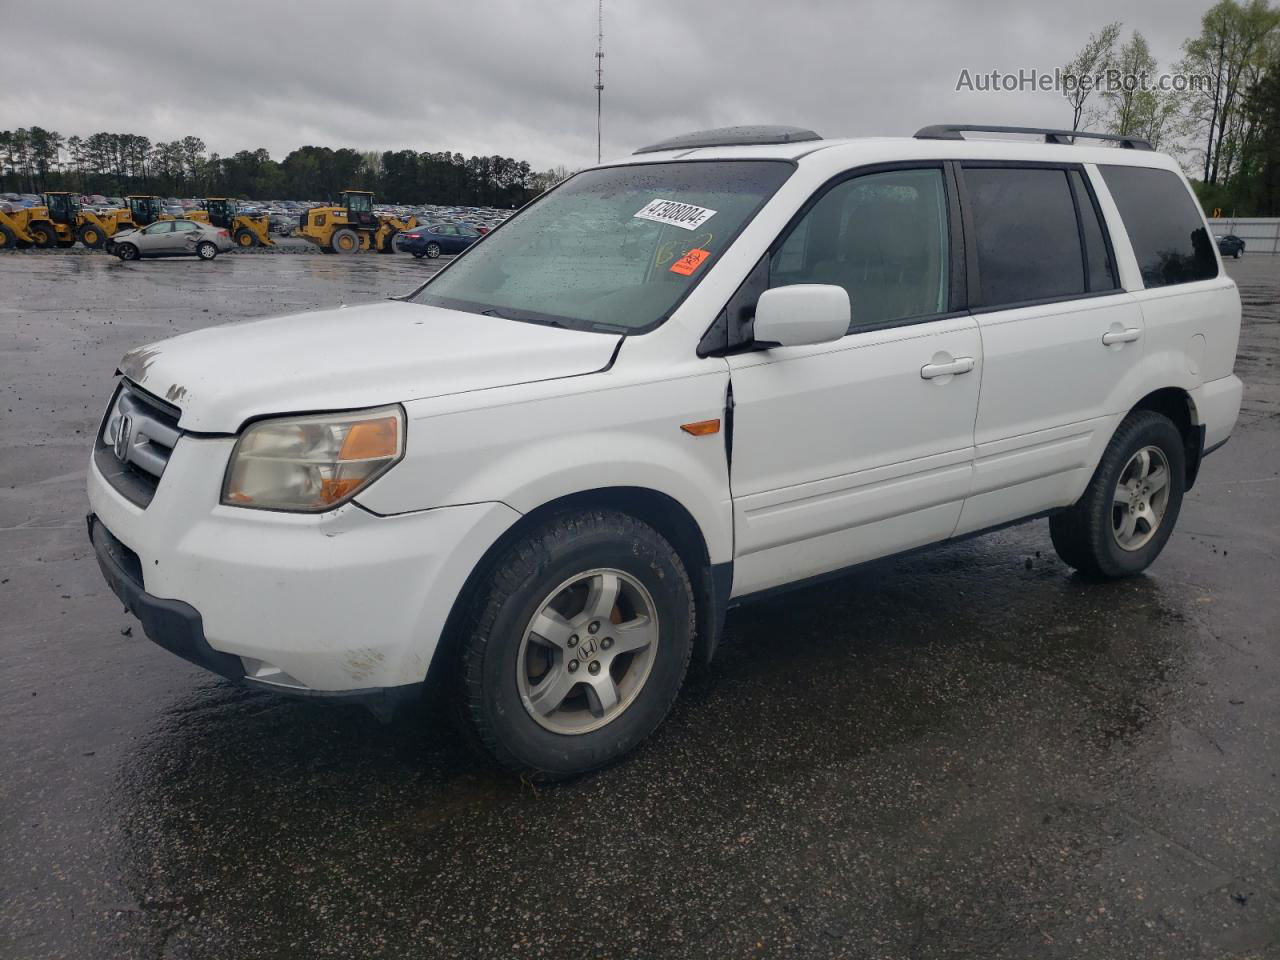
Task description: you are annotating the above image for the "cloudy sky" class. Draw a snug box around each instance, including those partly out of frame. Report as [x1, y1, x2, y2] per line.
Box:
[4, 0, 1211, 171]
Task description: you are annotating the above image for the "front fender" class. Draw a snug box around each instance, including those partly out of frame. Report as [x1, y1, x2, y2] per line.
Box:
[355, 364, 734, 563]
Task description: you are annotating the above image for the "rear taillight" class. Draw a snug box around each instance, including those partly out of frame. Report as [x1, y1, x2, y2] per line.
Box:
[218, 230, 230, 238]
[405, 233, 420, 239]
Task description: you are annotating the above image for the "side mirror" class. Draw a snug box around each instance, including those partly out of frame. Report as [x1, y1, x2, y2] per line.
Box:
[752, 284, 851, 348]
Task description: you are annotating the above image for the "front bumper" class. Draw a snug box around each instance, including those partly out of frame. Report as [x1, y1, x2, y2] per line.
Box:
[87, 432, 521, 694]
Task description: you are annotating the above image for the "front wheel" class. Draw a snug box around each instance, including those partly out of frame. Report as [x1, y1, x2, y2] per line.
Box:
[457, 510, 695, 780]
[1050, 410, 1186, 578]
[196, 241, 218, 260]
[115, 243, 139, 261]
[234, 228, 257, 248]
[78, 224, 105, 249]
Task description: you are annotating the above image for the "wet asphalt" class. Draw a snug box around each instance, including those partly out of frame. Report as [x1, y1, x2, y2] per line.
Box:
[0, 252, 1277, 959]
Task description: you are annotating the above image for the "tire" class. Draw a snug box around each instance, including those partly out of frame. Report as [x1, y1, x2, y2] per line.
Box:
[115, 243, 139, 261]
[0, 224, 16, 251]
[458, 510, 696, 780]
[196, 241, 218, 260]
[331, 228, 360, 254]
[1050, 409, 1186, 579]
[234, 227, 257, 248]
[425, 241, 441, 259]
[78, 224, 106, 249]
[1234, 249, 1241, 259]
[378, 232, 398, 254]
[30, 222, 58, 248]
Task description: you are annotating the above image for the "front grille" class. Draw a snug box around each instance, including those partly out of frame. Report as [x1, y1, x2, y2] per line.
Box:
[95, 383, 184, 508]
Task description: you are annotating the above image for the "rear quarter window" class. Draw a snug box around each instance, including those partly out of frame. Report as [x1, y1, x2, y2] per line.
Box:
[1099, 165, 1218, 288]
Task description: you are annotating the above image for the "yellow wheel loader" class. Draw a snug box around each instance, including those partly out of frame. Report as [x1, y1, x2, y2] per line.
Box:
[296, 190, 415, 254]
[188, 198, 273, 248]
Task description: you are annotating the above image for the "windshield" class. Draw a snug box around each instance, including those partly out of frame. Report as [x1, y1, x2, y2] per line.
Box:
[347, 193, 372, 212]
[410, 160, 793, 332]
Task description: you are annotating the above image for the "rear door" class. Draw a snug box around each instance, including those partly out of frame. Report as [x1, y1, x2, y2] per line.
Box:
[728, 164, 981, 596]
[953, 162, 1145, 535]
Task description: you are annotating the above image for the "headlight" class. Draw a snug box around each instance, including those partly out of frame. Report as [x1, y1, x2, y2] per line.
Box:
[221, 405, 405, 512]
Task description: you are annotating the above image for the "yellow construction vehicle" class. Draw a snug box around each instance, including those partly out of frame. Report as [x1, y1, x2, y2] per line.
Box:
[0, 192, 173, 250]
[187, 198, 273, 248]
[75, 195, 169, 249]
[296, 190, 415, 254]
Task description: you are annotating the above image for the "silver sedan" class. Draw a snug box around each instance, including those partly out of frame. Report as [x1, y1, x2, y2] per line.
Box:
[109, 219, 235, 261]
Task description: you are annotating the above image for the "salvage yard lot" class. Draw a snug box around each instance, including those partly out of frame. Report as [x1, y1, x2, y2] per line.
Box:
[1, 254, 1278, 958]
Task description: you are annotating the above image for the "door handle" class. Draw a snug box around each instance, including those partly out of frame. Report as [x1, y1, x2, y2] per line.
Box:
[920, 357, 975, 379]
[1102, 327, 1142, 346]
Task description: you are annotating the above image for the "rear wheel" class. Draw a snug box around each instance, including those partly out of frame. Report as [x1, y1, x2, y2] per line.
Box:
[78, 224, 106, 249]
[1050, 410, 1185, 579]
[234, 227, 257, 248]
[29, 222, 58, 248]
[425, 241, 441, 259]
[196, 241, 218, 260]
[458, 510, 695, 780]
[331, 228, 360, 254]
[115, 243, 139, 261]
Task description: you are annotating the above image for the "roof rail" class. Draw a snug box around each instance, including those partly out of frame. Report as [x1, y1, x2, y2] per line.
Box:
[914, 124, 1153, 151]
[634, 125, 822, 155]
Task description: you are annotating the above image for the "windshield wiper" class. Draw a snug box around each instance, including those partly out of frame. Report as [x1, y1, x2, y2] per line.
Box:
[481, 308, 569, 329]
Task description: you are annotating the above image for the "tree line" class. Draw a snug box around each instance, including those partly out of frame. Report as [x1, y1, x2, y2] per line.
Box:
[0, 129, 564, 207]
[1064, 0, 1280, 214]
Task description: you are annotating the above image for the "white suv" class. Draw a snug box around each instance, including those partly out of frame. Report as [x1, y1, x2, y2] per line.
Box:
[87, 124, 1243, 778]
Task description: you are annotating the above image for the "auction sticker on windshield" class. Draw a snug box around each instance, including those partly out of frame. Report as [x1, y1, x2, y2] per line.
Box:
[634, 198, 717, 231]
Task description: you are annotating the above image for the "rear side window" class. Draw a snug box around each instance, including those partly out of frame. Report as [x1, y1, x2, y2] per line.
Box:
[963, 167, 1084, 306]
[1100, 165, 1217, 287]
[1069, 170, 1117, 292]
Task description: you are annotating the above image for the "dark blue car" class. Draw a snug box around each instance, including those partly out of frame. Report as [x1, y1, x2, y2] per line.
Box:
[396, 222, 482, 259]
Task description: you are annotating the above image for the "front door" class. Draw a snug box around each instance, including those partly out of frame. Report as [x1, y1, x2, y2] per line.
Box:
[727, 165, 981, 597]
[952, 163, 1146, 536]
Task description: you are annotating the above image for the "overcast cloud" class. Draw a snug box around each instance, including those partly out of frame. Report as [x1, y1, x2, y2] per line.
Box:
[3, 0, 1210, 170]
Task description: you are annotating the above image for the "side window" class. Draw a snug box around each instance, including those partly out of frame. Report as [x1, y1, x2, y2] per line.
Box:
[1099, 165, 1218, 288]
[144, 222, 174, 235]
[963, 166, 1084, 306]
[1069, 170, 1117, 292]
[174, 220, 199, 232]
[769, 168, 949, 329]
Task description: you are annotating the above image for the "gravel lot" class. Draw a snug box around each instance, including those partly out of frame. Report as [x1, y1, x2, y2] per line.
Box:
[1, 252, 1277, 959]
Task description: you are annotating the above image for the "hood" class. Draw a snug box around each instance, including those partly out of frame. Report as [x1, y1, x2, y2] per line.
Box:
[118, 300, 621, 432]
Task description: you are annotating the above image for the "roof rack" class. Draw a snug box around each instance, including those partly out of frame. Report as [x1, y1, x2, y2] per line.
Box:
[634, 125, 822, 155]
[914, 124, 1152, 151]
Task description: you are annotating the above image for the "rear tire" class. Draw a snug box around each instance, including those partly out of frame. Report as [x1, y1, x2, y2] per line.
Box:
[331, 228, 360, 254]
[457, 510, 696, 780]
[0, 224, 16, 251]
[1050, 410, 1186, 579]
[30, 222, 58, 248]
[425, 241, 441, 259]
[115, 243, 139, 261]
[196, 241, 218, 260]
